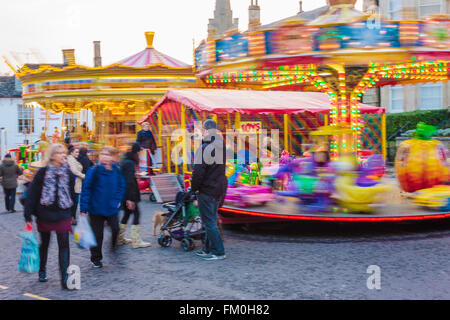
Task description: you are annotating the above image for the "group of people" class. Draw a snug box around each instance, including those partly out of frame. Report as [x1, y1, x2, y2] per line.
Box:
[21, 141, 151, 289]
[1, 119, 227, 290]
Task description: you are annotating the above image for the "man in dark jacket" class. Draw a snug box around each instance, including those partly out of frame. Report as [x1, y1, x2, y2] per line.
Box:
[136, 122, 157, 153]
[0, 154, 23, 212]
[136, 122, 157, 175]
[118, 143, 151, 248]
[191, 119, 227, 261]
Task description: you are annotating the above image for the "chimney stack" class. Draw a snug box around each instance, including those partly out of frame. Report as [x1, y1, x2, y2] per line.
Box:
[93, 41, 102, 67]
[62, 49, 76, 65]
[299, 1, 303, 13]
[248, 0, 261, 31]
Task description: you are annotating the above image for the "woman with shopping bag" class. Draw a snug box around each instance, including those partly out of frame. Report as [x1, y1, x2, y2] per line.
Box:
[18, 224, 40, 273]
[24, 144, 76, 289]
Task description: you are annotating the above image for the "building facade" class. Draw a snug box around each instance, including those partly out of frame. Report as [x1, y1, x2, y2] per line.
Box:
[364, 0, 450, 113]
[0, 75, 94, 157]
[207, 0, 239, 39]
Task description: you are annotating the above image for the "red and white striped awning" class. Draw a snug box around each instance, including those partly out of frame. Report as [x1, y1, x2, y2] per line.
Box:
[116, 32, 190, 68]
[118, 47, 190, 68]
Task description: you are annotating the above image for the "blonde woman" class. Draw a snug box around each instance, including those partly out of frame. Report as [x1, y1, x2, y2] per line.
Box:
[24, 144, 76, 289]
[67, 146, 85, 226]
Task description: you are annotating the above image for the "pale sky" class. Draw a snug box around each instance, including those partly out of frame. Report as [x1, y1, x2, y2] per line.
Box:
[0, 0, 363, 75]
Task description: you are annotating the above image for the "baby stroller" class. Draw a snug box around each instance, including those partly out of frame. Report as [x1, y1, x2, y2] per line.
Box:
[157, 191, 205, 252]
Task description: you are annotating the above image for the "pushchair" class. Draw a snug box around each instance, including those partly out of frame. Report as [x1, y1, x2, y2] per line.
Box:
[157, 191, 205, 252]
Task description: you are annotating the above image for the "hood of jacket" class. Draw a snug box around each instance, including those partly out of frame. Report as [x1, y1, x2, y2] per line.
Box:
[125, 151, 138, 163]
[2, 159, 15, 167]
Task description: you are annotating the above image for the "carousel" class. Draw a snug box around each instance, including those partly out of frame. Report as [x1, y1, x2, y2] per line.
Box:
[11, 32, 201, 155]
[182, 0, 450, 224]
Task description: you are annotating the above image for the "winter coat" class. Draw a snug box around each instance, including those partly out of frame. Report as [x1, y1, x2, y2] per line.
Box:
[120, 152, 141, 203]
[80, 164, 126, 217]
[190, 134, 227, 200]
[0, 159, 23, 189]
[24, 167, 76, 223]
[67, 155, 85, 194]
[136, 129, 157, 152]
[77, 153, 94, 174]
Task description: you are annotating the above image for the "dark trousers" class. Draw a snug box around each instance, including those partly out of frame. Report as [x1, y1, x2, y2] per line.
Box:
[3, 188, 16, 211]
[72, 193, 80, 220]
[198, 193, 225, 256]
[38, 232, 70, 281]
[121, 203, 140, 225]
[89, 214, 119, 263]
[146, 150, 155, 176]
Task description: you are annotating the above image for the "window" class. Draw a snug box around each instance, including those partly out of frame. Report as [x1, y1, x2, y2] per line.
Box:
[418, 0, 442, 19]
[389, 0, 403, 20]
[390, 85, 404, 112]
[362, 88, 380, 107]
[420, 82, 442, 110]
[17, 105, 34, 133]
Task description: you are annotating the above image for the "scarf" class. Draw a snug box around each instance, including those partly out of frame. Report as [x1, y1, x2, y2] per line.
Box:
[40, 163, 73, 209]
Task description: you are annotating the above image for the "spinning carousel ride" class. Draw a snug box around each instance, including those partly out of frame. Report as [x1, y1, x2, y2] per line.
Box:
[190, 0, 450, 223]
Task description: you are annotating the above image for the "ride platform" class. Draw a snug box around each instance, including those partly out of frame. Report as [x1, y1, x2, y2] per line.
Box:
[218, 203, 450, 224]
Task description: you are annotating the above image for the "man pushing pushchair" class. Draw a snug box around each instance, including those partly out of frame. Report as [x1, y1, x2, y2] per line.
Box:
[189, 119, 227, 261]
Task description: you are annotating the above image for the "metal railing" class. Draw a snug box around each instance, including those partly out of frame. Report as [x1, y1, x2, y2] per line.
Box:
[387, 121, 411, 141]
[437, 118, 450, 129]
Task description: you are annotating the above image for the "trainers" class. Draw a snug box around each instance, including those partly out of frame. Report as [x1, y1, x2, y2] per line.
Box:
[92, 261, 103, 268]
[202, 254, 226, 261]
[38, 271, 48, 282]
[195, 250, 210, 257]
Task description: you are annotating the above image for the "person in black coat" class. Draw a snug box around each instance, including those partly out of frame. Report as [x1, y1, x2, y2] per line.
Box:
[24, 144, 76, 289]
[136, 122, 157, 175]
[190, 120, 227, 261]
[77, 147, 94, 174]
[118, 143, 151, 248]
[136, 122, 157, 154]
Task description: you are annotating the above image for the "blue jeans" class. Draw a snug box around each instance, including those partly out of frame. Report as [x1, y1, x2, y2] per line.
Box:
[198, 193, 224, 256]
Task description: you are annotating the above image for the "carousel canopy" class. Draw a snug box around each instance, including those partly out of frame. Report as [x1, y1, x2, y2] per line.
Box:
[116, 32, 190, 68]
[141, 89, 384, 122]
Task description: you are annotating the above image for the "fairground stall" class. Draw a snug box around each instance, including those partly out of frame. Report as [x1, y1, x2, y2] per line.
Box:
[9, 32, 201, 155]
[139, 88, 385, 171]
[140, 89, 450, 223]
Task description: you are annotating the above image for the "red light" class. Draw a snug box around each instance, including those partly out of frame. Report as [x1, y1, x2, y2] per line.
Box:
[219, 207, 450, 222]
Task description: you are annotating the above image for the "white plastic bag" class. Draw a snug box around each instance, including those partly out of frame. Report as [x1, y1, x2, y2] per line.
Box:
[74, 215, 97, 249]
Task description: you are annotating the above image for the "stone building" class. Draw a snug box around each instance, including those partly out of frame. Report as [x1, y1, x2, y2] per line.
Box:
[0, 76, 67, 157]
[362, 0, 450, 112]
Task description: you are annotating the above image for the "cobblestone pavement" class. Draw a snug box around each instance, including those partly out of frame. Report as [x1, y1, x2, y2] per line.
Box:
[0, 194, 449, 300]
